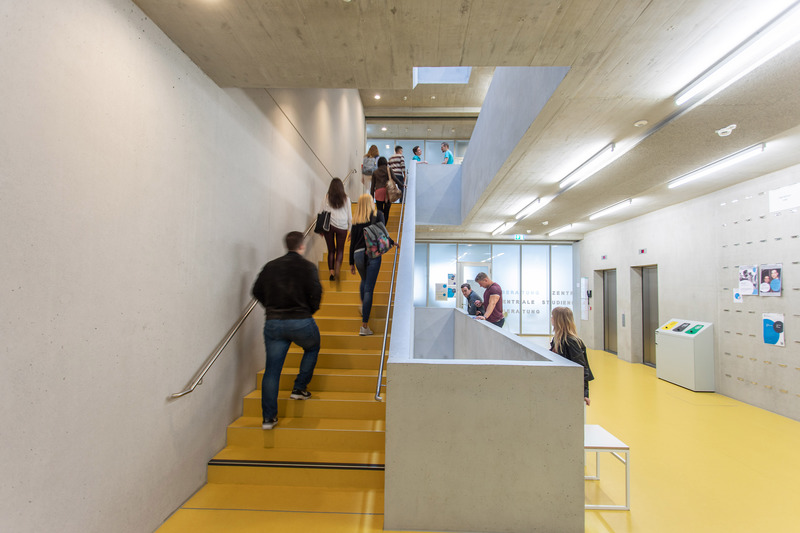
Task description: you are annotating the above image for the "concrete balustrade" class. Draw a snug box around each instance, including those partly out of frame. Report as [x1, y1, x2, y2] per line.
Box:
[386, 174, 585, 531]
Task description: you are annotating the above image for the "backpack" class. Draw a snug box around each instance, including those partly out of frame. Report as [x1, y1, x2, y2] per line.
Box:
[362, 156, 377, 175]
[364, 219, 391, 258]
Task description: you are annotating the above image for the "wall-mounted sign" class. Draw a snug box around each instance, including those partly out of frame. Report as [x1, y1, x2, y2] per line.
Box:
[769, 183, 800, 212]
[513, 234, 524, 240]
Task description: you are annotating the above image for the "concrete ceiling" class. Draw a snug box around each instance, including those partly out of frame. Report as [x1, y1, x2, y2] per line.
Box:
[132, 0, 800, 240]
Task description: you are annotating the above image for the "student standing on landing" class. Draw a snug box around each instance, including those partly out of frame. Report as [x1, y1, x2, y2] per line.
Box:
[252, 232, 323, 430]
[474, 272, 504, 327]
[550, 306, 594, 406]
[349, 195, 395, 336]
[319, 177, 351, 281]
[441, 142, 454, 164]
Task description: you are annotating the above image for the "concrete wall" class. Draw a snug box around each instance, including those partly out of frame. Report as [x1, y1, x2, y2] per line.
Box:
[580, 165, 799, 420]
[0, 1, 364, 532]
[460, 67, 569, 220]
[413, 308, 455, 359]
[415, 163, 463, 225]
[386, 310, 584, 533]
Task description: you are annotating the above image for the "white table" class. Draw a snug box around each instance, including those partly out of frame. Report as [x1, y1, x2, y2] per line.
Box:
[584, 424, 630, 510]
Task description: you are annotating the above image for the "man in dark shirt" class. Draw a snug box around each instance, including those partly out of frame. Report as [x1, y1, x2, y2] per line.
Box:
[474, 272, 504, 327]
[460, 283, 483, 316]
[252, 231, 323, 430]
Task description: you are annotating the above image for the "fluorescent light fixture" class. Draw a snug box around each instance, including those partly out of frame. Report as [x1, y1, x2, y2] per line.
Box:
[515, 197, 553, 220]
[668, 143, 766, 189]
[491, 221, 515, 236]
[559, 143, 616, 190]
[675, 2, 800, 106]
[548, 224, 573, 236]
[589, 199, 633, 220]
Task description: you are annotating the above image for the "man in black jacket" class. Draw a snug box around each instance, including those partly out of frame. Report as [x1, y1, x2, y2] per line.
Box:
[252, 231, 322, 430]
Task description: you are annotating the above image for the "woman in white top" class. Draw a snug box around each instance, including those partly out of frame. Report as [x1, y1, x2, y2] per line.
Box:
[320, 177, 352, 281]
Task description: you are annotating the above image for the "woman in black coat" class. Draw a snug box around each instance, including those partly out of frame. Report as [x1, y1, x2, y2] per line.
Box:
[550, 306, 594, 406]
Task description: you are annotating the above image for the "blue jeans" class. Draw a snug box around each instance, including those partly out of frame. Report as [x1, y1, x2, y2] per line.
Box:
[261, 318, 320, 421]
[354, 250, 382, 322]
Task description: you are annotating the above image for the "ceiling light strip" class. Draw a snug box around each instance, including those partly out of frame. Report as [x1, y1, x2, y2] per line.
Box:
[558, 143, 616, 190]
[675, 2, 800, 106]
[491, 221, 515, 236]
[548, 224, 573, 236]
[589, 199, 633, 220]
[667, 143, 765, 189]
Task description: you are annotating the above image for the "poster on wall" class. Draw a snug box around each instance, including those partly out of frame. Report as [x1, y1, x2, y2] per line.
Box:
[732, 289, 744, 303]
[759, 264, 782, 296]
[447, 273, 457, 298]
[738, 265, 759, 295]
[435, 283, 448, 301]
[762, 313, 785, 346]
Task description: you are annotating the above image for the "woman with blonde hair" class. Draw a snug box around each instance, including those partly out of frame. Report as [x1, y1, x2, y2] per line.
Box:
[550, 306, 594, 406]
[361, 145, 379, 195]
[349, 194, 395, 336]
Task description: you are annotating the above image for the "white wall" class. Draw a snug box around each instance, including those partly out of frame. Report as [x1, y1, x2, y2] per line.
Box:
[415, 164, 463, 225]
[0, 1, 364, 532]
[580, 166, 799, 420]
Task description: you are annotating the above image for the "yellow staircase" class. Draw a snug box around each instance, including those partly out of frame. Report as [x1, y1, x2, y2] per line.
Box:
[157, 211, 400, 531]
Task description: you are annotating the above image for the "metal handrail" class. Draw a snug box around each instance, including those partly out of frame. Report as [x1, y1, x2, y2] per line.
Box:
[375, 189, 407, 401]
[170, 169, 357, 399]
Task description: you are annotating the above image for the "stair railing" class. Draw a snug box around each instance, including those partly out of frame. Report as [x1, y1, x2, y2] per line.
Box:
[171, 169, 358, 399]
[375, 186, 407, 401]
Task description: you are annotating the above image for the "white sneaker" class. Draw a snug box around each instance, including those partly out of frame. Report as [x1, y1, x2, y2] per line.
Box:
[359, 326, 374, 336]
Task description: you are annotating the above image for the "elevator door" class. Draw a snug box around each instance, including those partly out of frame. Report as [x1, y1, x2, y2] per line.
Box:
[642, 266, 659, 366]
[603, 270, 618, 354]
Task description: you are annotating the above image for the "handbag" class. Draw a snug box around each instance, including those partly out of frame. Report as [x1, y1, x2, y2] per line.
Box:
[314, 210, 331, 234]
[363, 220, 391, 258]
[386, 178, 402, 203]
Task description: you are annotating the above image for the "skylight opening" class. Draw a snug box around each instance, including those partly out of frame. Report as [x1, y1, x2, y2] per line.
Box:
[412, 67, 472, 88]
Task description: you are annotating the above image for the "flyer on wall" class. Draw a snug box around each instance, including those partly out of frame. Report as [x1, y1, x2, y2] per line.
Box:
[447, 273, 456, 298]
[762, 313, 785, 346]
[737, 265, 758, 295]
[759, 263, 782, 296]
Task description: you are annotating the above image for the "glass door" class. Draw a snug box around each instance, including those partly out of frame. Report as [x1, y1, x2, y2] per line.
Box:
[458, 263, 490, 314]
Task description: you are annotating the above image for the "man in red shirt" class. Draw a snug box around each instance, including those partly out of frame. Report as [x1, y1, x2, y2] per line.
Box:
[474, 272, 504, 327]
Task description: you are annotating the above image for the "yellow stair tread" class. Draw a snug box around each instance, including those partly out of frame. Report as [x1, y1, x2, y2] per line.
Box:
[287, 346, 382, 355]
[181, 484, 385, 514]
[230, 416, 385, 432]
[267, 367, 380, 377]
[245, 390, 383, 402]
[212, 446, 385, 465]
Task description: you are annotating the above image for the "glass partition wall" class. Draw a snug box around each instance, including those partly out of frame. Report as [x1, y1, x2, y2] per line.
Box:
[415, 242, 574, 335]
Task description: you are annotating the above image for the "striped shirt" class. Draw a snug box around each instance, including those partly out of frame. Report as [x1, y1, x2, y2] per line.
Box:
[388, 154, 406, 184]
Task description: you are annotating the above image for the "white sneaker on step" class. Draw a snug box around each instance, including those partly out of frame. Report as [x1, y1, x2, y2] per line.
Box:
[359, 326, 374, 336]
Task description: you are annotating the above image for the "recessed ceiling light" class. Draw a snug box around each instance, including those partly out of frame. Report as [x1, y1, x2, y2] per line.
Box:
[374, 94, 381, 100]
[381, 127, 387, 131]
[716, 124, 737, 137]
[451, 128, 455, 133]
[427, 128, 431, 132]
[634, 120, 648, 127]
[430, 95, 436, 100]
[542, 221, 549, 226]
[403, 96, 407, 101]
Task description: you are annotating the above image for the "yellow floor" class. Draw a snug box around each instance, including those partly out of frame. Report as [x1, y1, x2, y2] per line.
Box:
[158, 351, 800, 533]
